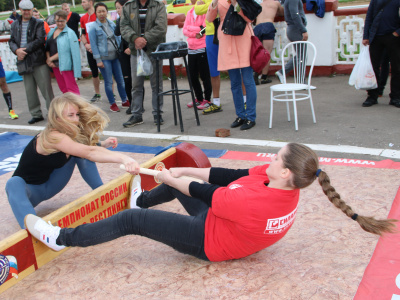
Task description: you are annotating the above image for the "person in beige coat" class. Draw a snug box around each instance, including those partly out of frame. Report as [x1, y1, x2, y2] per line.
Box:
[207, 0, 257, 130]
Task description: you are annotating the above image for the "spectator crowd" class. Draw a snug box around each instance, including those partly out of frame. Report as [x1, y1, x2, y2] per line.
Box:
[3, 0, 400, 128]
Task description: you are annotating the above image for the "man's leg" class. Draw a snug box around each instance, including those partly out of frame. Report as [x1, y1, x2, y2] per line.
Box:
[366, 36, 385, 101]
[149, 56, 163, 116]
[34, 64, 54, 110]
[261, 40, 274, 76]
[23, 72, 43, 118]
[130, 55, 145, 117]
[385, 33, 400, 103]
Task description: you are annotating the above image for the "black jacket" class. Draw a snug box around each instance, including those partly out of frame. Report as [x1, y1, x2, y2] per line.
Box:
[221, 0, 261, 36]
[237, 0, 262, 21]
[9, 16, 47, 68]
[115, 18, 130, 53]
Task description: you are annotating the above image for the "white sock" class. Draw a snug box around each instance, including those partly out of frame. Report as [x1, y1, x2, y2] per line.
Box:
[213, 98, 220, 106]
[243, 95, 247, 103]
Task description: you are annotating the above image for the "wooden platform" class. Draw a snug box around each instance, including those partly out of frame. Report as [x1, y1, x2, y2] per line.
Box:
[0, 151, 399, 298]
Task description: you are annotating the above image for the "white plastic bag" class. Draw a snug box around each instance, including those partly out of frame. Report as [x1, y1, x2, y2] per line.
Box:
[137, 49, 153, 76]
[349, 46, 377, 90]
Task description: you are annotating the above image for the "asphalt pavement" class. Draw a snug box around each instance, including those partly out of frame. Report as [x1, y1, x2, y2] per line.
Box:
[1, 74, 399, 161]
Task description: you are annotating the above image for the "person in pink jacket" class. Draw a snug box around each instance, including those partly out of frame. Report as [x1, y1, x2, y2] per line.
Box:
[183, 1, 212, 110]
[206, 0, 257, 130]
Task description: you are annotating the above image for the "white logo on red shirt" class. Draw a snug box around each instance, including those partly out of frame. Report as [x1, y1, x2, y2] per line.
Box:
[264, 205, 298, 235]
[229, 184, 243, 190]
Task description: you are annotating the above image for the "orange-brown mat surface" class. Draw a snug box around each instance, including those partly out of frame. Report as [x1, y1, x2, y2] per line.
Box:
[1, 153, 399, 299]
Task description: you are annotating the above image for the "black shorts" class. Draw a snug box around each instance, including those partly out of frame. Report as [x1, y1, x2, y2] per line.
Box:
[254, 22, 277, 41]
[86, 50, 99, 78]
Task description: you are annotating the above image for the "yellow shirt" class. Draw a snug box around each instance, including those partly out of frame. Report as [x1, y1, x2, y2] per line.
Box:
[194, 0, 215, 35]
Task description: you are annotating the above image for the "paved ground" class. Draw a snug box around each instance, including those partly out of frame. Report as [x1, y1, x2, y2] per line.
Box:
[1, 73, 399, 161]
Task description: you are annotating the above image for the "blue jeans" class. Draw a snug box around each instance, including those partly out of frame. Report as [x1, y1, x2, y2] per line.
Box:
[6, 157, 103, 228]
[228, 66, 257, 122]
[58, 183, 210, 261]
[99, 58, 128, 105]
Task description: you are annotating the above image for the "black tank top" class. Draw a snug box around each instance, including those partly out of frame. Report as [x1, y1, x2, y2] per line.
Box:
[13, 135, 70, 185]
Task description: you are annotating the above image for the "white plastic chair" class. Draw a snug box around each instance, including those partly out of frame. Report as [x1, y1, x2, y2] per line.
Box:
[269, 41, 317, 131]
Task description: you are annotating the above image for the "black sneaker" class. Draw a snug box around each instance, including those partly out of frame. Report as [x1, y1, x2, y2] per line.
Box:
[153, 115, 164, 125]
[123, 116, 143, 128]
[260, 75, 272, 84]
[90, 94, 101, 103]
[28, 116, 44, 124]
[389, 99, 400, 108]
[240, 120, 256, 130]
[362, 97, 378, 107]
[230, 117, 245, 128]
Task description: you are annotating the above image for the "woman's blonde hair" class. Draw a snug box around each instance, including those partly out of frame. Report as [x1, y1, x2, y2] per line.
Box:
[38, 93, 110, 153]
[282, 142, 397, 236]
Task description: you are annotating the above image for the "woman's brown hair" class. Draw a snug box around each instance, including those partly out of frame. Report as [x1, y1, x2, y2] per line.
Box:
[282, 142, 397, 236]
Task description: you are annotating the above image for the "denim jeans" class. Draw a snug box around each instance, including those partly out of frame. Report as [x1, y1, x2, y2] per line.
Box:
[6, 157, 103, 228]
[58, 183, 210, 261]
[99, 58, 128, 105]
[228, 66, 257, 122]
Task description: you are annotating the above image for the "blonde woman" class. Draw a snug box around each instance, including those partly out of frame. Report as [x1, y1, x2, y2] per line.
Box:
[6, 93, 140, 228]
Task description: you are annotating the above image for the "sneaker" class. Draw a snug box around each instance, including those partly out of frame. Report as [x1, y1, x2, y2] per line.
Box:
[275, 71, 284, 84]
[122, 100, 130, 108]
[197, 100, 211, 110]
[254, 72, 260, 85]
[203, 103, 223, 115]
[9, 110, 19, 119]
[24, 214, 66, 252]
[90, 94, 101, 103]
[110, 103, 120, 112]
[261, 76, 272, 84]
[153, 115, 164, 125]
[28, 116, 44, 124]
[362, 97, 378, 107]
[123, 115, 143, 128]
[130, 175, 142, 209]
[187, 99, 200, 108]
[230, 117, 245, 128]
[389, 99, 400, 108]
[240, 120, 256, 130]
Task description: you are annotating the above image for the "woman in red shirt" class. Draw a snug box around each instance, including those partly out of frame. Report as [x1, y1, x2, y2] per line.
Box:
[25, 143, 397, 260]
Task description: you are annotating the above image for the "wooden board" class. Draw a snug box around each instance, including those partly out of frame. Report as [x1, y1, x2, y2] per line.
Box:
[0, 142, 211, 293]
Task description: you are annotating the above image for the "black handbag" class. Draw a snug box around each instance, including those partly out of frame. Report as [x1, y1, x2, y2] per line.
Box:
[16, 57, 34, 75]
[221, 5, 246, 36]
[101, 26, 122, 57]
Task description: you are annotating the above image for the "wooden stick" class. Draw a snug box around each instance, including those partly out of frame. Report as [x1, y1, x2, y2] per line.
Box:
[120, 165, 204, 183]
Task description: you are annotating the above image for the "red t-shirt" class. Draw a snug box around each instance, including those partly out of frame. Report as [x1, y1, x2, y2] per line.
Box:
[204, 164, 300, 262]
[80, 12, 97, 44]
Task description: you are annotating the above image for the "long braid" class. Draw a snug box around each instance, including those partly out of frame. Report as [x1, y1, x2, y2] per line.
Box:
[284, 143, 398, 237]
[317, 170, 397, 236]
